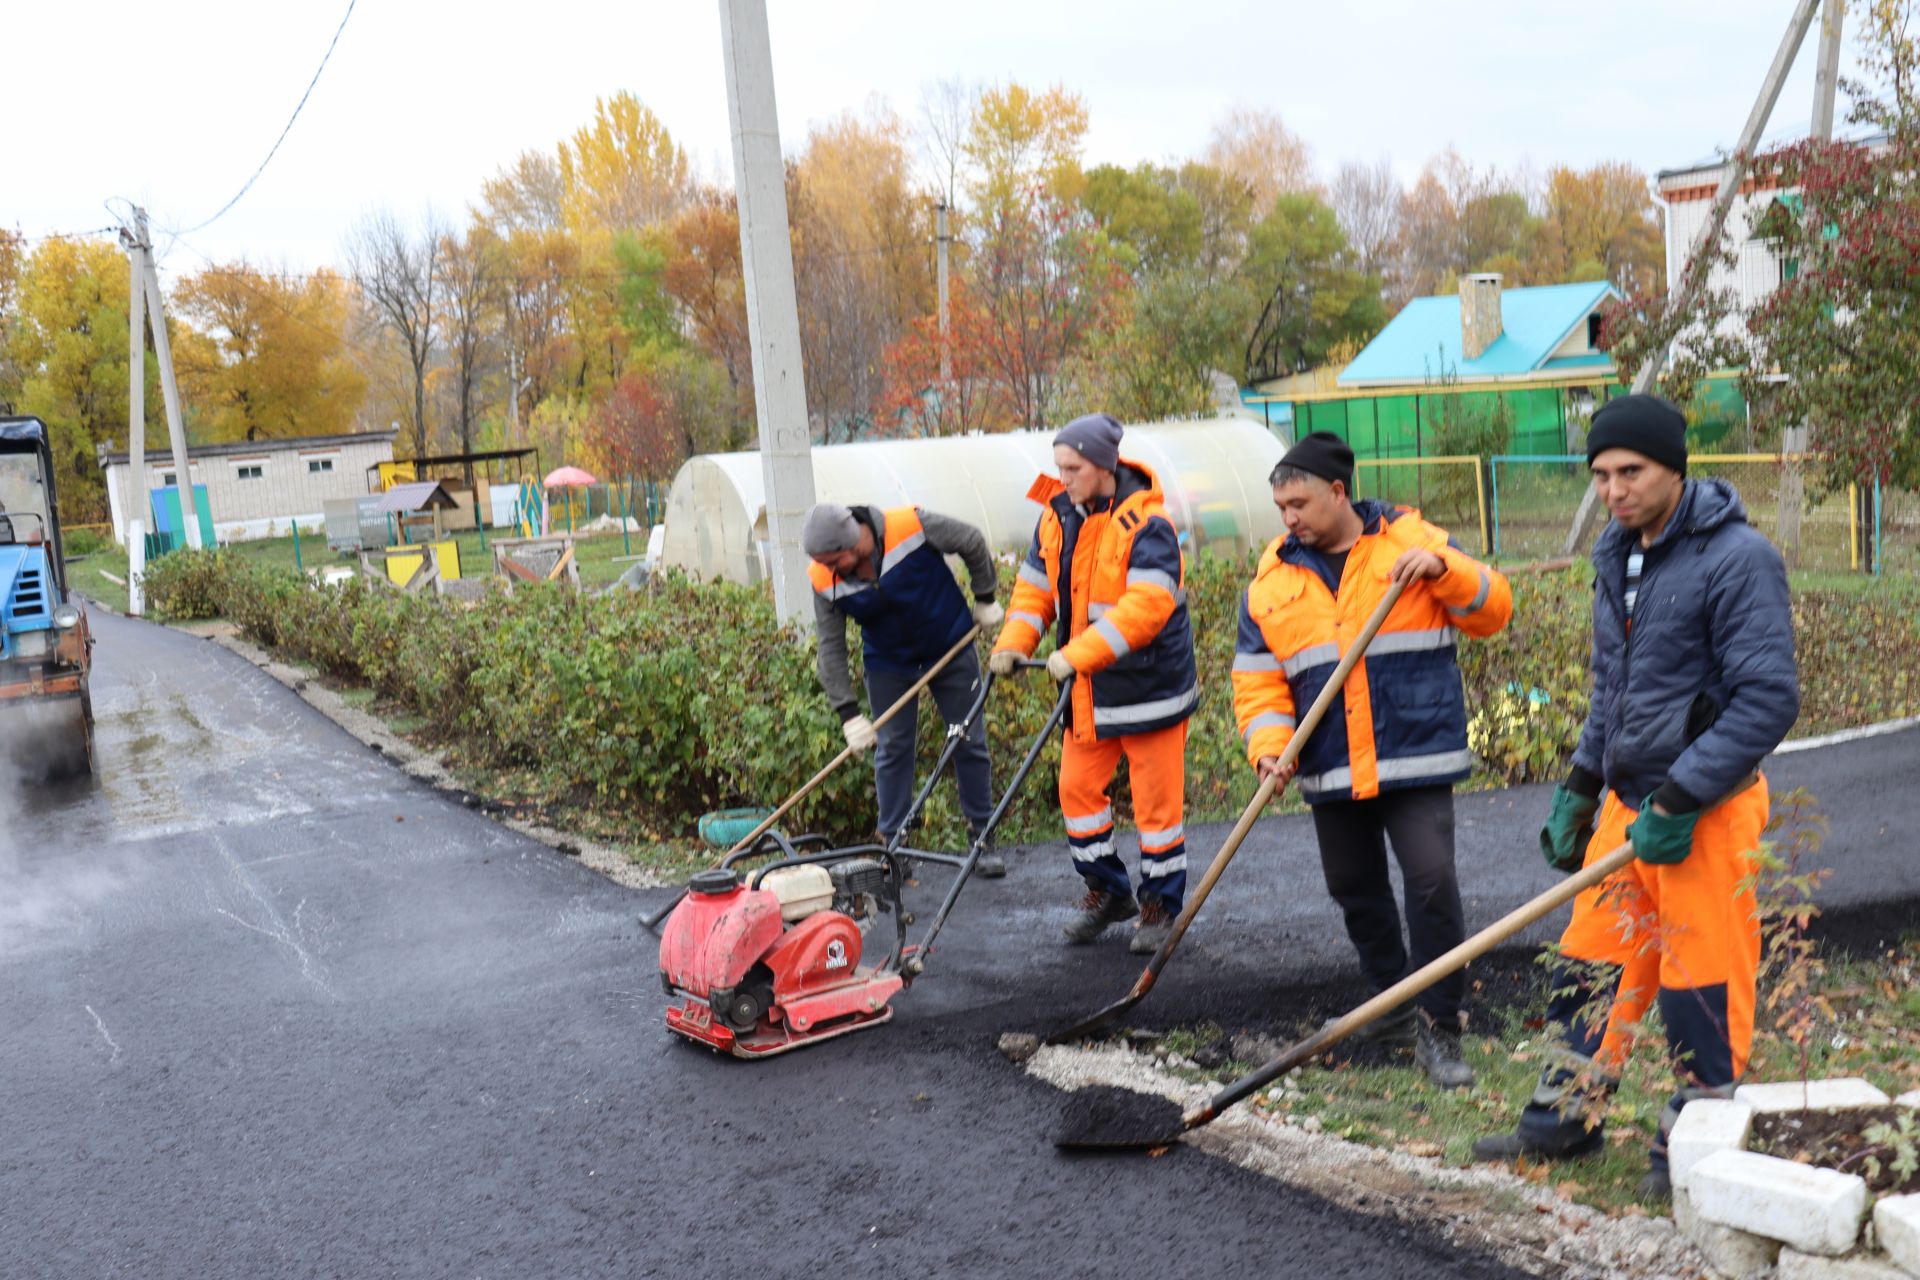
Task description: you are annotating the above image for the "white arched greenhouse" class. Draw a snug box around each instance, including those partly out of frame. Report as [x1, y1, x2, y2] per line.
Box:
[659, 416, 1290, 585]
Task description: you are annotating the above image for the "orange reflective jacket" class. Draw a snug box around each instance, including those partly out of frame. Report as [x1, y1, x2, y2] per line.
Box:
[1232, 500, 1511, 803]
[994, 457, 1198, 744]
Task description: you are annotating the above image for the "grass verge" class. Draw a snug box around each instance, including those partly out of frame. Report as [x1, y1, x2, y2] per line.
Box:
[1151, 933, 1920, 1220]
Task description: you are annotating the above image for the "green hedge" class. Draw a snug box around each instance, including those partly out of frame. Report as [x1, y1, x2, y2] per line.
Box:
[139, 549, 1916, 849]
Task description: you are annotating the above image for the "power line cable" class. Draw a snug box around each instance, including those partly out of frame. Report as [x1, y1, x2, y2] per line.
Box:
[165, 0, 358, 238]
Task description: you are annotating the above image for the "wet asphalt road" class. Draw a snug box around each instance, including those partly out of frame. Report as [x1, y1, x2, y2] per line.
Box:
[5, 609, 1914, 1279]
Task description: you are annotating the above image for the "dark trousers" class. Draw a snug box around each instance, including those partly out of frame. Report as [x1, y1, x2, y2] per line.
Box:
[1309, 784, 1467, 1022]
[865, 648, 994, 839]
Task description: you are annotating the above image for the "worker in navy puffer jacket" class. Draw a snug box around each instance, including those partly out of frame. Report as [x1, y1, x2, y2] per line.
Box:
[1475, 394, 1799, 1202]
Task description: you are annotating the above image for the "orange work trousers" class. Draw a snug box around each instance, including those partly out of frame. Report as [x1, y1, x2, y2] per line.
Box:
[1058, 721, 1188, 909]
[1558, 776, 1770, 1086]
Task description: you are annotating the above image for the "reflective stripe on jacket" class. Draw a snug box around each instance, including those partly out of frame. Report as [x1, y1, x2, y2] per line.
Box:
[1231, 499, 1512, 804]
[993, 456, 1198, 743]
[807, 505, 972, 674]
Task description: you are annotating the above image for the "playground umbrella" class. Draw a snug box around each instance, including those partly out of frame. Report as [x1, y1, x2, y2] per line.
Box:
[543, 466, 598, 532]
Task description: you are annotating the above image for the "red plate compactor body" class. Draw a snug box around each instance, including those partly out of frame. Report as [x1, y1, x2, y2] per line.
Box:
[659, 664, 1068, 1058]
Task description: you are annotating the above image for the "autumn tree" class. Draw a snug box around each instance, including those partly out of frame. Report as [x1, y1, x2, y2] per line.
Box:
[966, 186, 1126, 429]
[435, 227, 505, 477]
[963, 82, 1090, 210]
[664, 194, 752, 417]
[1078, 162, 1256, 417]
[349, 209, 443, 458]
[1203, 106, 1318, 212]
[558, 91, 691, 233]
[1329, 158, 1402, 282]
[792, 104, 932, 442]
[1531, 161, 1665, 294]
[172, 262, 367, 443]
[476, 151, 566, 234]
[2, 237, 137, 519]
[1240, 193, 1385, 383]
[1736, 1, 1920, 488]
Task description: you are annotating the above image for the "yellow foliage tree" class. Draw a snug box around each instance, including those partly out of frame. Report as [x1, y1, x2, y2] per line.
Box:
[173, 262, 368, 443]
[4, 236, 141, 520]
[558, 91, 691, 233]
[963, 82, 1089, 210]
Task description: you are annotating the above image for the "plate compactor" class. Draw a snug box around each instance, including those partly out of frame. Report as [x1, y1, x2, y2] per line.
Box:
[659, 660, 1067, 1058]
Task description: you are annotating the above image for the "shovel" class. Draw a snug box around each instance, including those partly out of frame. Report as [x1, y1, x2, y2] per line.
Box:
[1053, 839, 1636, 1150]
[642, 625, 981, 930]
[1042, 577, 1408, 1045]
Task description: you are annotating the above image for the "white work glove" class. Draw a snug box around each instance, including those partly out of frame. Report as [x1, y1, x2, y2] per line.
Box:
[842, 715, 877, 752]
[1046, 650, 1076, 682]
[972, 600, 1005, 630]
[988, 649, 1020, 677]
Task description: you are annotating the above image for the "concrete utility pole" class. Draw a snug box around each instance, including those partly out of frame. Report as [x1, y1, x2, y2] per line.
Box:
[121, 210, 150, 616]
[126, 211, 203, 553]
[719, 0, 818, 624]
[935, 199, 952, 384]
[1562, 0, 1824, 554]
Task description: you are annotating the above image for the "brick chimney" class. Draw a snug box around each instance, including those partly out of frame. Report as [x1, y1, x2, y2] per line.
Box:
[1460, 272, 1504, 361]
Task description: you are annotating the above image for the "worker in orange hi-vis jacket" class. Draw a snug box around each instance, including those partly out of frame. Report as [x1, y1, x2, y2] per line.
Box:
[990, 414, 1198, 955]
[1233, 431, 1511, 1089]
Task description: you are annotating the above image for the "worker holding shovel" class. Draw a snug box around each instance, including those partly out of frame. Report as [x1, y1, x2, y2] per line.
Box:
[991, 413, 1199, 953]
[1473, 394, 1798, 1201]
[1232, 432, 1511, 1088]
[804, 501, 1008, 876]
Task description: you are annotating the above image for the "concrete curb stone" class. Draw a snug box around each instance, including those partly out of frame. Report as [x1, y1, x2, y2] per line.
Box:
[1872, 1194, 1920, 1277]
[1673, 1099, 1758, 1193]
[1736, 1079, 1892, 1113]
[1691, 1148, 1869, 1258]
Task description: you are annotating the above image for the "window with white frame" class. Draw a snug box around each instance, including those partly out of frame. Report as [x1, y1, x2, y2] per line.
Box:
[237, 464, 264, 481]
[307, 458, 335, 474]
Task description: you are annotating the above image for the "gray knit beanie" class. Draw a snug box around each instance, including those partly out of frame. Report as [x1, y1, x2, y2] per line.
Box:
[801, 502, 861, 556]
[1053, 413, 1123, 473]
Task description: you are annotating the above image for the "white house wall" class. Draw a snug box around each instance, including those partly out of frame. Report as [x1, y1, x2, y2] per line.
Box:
[104, 437, 394, 545]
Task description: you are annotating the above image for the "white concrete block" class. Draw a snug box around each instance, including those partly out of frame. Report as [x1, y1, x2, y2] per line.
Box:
[1737, 1078, 1892, 1113]
[1896, 1090, 1920, 1111]
[1673, 1098, 1758, 1192]
[1873, 1194, 1920, 1277]
[1692, 1148, 1869, 1256]
[1776, 1248, 1910, 1279]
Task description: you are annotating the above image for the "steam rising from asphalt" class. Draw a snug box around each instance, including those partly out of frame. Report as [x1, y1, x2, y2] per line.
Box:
[0, 703, 118, 953]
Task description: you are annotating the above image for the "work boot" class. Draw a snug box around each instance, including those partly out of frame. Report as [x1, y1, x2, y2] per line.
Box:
[1321, 1002, 1417, 1047]
[1062, 886, 1137, 944]
[1636, 1167, 1672, 1203]
[968, 828, 1006, 879]
[1471, 1123, 1605, 1163]
[1128, 898, 1175, 955]
[1414, 1009, 1475, 1090]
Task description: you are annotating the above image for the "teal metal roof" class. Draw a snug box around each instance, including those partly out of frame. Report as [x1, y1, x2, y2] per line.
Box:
[1337, 280, 1620, 386]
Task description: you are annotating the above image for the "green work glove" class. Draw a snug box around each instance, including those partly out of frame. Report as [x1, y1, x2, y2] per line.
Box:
[1628, 799, 1698, 865]
[1539, 784, 1601, 874]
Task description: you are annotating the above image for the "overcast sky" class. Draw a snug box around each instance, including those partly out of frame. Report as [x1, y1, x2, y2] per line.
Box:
[4, 0, 1871, 276]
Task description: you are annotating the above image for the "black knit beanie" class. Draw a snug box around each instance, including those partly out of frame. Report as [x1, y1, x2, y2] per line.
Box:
[1275, 431, 1356, 490]
[1586, 394, 1688, 475]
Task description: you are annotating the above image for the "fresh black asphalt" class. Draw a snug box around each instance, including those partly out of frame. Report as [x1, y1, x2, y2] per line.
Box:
[5, 606, 1913, 1278]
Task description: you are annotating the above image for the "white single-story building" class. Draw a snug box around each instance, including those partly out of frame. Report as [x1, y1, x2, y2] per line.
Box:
[98, 430, 397, 546]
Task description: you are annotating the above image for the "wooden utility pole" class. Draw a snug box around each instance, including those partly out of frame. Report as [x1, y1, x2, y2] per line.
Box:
[719, 0, 817, 623]
[1563, 0, 1824, 554]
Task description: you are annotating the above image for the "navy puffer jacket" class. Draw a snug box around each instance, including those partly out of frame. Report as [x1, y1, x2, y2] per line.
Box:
[1572, 478, 1799, 808]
